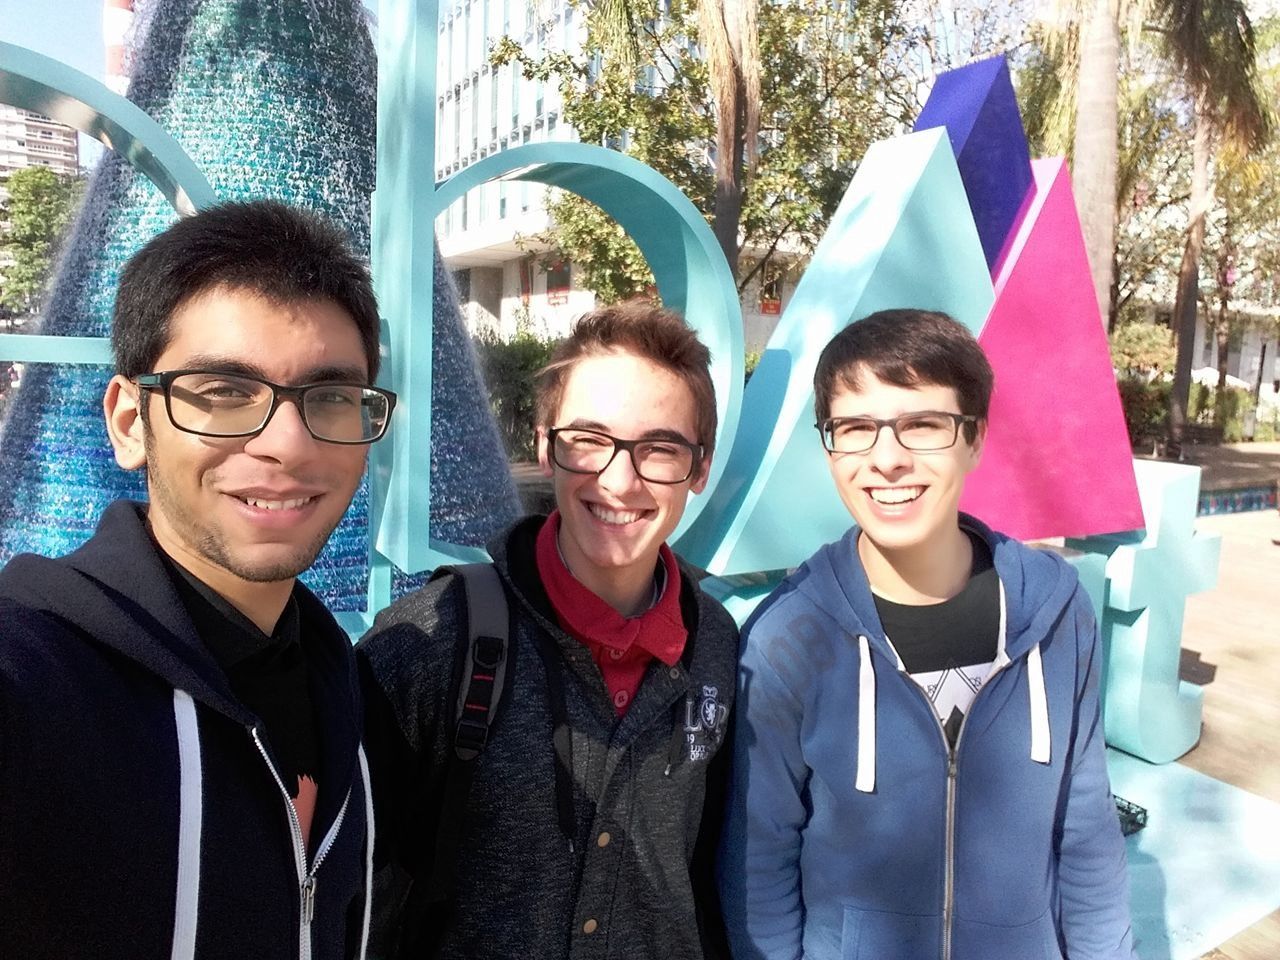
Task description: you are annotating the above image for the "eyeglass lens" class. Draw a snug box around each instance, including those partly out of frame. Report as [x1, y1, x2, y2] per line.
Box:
[823, 413, 961, 453]
[166, 373, 390, 442]
[553, 428, 695, 482]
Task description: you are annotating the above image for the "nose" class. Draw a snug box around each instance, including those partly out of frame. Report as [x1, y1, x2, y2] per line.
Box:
[867, 423, 912, 473]
[596, 445, 644, 492]
[241, 396, 316, 460]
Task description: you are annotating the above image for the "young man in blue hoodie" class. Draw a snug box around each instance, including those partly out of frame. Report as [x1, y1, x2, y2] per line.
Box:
[719, 309, 1135, 960]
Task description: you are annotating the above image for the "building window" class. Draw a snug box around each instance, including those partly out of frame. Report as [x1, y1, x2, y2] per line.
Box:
[546, 261, 571, 306]
[490, 70, 499, 142]
[511, 65, 520, 129]
[760, 268, 783, 315]
[519, 256, 534, 305]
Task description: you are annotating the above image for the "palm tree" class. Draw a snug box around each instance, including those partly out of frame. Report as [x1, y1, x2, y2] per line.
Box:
[1159, 0, 1268, 454]
[587, 0, 760, 279]
[1072, 0, 1125, 329]
[698, 0, 761, 280]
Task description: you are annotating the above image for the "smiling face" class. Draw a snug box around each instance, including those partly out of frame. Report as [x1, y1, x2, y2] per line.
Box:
[106, 286, 371, 600]
[824, 369, 984, 565]
[537, 350, 708, 613]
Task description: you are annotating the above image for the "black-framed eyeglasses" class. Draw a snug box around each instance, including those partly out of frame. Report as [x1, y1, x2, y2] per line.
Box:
[816, 411, 977, 454]
[547, 426, 703, 484]
[134, 370, 397, 445]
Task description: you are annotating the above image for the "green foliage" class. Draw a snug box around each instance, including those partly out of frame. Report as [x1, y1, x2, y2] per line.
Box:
[473, 328, 560, 460]
[1117, 376, 1254, 446]
[1109, 322, 1175, 376]
[493, 0, 920, 302]
[1188, 380, 1252, 441]
[1016, 30, 1073, 159]
[0, 166, 84, 316]
[1116, 377, 1170, 445]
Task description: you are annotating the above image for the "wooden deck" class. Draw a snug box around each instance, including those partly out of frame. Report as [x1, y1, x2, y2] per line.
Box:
[1179, 509, 1280, 959]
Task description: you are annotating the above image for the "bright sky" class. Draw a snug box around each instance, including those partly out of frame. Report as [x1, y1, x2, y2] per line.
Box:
[1, 0, 105, 79]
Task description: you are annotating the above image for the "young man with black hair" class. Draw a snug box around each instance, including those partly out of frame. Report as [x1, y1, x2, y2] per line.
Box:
[0, 200, 394, 960]
[358, 302, 737, 960]
[719, 309, 1136, 960]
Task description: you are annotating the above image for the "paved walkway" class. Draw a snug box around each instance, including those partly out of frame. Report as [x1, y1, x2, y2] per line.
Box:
[1181, 510, 1280, 959]
[1146, 441, 1280, 492]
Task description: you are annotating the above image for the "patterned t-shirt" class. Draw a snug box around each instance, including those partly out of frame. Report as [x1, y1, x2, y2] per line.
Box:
[872, 532, 1000, 748]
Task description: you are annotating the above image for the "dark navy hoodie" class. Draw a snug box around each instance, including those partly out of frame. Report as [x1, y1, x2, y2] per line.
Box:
[0, 501, 373, 960]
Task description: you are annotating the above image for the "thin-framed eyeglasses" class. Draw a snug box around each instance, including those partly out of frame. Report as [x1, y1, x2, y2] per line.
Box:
[546, 426, 703, 484]
[815, 411, 977, 454]
[133, 370, 397, 445]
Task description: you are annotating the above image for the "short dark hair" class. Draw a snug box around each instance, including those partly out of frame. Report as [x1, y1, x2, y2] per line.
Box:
[112, 200, 380, 380]
[814, 309, 993, 441]
[535, 302, 718, 460]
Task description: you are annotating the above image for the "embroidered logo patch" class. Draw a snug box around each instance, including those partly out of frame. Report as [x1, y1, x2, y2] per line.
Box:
[682, 684, 729, 762]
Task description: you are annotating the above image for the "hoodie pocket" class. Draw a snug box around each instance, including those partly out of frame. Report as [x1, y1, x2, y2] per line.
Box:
[840, 905, 937, 960]
[952, 908, 1063, 960]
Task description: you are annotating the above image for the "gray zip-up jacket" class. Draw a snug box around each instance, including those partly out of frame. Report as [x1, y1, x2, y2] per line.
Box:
[356, 516, 738, 960]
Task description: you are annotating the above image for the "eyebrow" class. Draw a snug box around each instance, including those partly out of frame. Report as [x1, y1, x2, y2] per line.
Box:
[562, 418, 698, 445]
[172, 355, 369, 384]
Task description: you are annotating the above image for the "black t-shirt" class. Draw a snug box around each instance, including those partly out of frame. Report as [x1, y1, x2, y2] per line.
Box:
[166, 561, 321, 798]
[872, 532, 999, 747]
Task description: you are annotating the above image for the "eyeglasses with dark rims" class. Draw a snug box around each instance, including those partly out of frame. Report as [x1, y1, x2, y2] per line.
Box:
[546, 426, 703, 484]
[133, 370, 397, 445]
[815, 411, 977, 454]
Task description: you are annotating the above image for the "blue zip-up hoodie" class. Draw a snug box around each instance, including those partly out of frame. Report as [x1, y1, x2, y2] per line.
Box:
[719, 517, 1135, 960]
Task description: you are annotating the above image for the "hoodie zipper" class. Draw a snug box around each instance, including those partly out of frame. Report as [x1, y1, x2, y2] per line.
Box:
[882, 640, 1014, 960]
[251, 727, 353, 960]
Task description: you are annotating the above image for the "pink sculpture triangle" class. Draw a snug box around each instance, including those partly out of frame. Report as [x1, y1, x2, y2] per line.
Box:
[961, 158, 1144, 540]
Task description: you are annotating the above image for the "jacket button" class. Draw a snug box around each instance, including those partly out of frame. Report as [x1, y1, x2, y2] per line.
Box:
[583, 918, 599, 934]
[597, 831, 611, 848]
[669, 667, 680, 679]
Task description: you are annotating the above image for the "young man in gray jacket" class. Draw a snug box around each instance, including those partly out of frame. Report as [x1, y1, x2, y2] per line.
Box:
[357, 303, 737, 959]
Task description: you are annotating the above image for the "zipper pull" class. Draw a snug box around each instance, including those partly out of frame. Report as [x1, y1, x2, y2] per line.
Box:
[301, 875, 317, 925]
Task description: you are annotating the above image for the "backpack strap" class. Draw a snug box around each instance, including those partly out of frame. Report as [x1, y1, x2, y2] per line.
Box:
[398, 563, 510, 954]
[442, 563, 510, 761]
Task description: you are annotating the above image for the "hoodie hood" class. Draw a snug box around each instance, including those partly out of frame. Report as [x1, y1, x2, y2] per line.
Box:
[786, 512, 1078, 664]
[2, 500, 282, 725]
[766, 512, 1075, 791]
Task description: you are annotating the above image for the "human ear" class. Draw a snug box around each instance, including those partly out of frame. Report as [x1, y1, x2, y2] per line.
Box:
[689, 453, 713, 494]
[967, 418, 988, 468]
[536, 427, 553, 478]
[104, 375, 147, 471]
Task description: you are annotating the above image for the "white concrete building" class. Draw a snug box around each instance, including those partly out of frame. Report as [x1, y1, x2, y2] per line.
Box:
[0, 105, 81, 187]
[435, 0, 590, 340]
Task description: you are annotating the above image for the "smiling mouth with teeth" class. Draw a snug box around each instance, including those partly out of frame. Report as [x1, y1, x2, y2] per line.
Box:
[238, 496, 317, 511]
[587, 503, 647, 525]
[867, 486, 924, 505]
